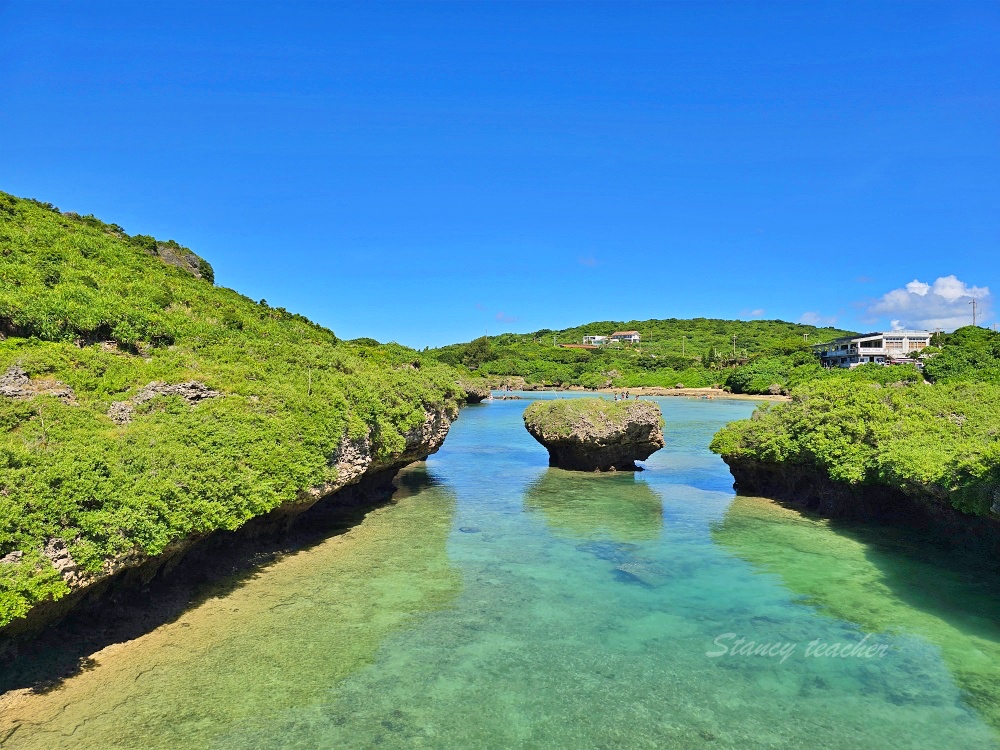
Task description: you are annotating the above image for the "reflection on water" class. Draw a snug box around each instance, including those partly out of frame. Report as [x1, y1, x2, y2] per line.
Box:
[524, 469, 663, 542]
[712, 493, 1000, 734]
[0, 466, 459, 750]
[3, 395, 999, 749]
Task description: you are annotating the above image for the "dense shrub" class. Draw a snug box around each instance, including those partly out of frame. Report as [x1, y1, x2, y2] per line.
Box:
[726, 359, 790, 394]
[710, 379, 1000, 517]
[923, 326, 1000, 384]
[0, 191, 462, 627]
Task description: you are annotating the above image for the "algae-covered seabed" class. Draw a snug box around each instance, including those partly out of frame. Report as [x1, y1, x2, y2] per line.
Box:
[2, 395, 999, 749]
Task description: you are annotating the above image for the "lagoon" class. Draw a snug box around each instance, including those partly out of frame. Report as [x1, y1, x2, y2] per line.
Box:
[2, 394, 998, 749]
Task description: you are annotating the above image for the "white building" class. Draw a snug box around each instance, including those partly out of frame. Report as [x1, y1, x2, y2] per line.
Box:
[813, 330, 931, 368]
[583, 335, 608, 346]
[610, 330, 641, 344]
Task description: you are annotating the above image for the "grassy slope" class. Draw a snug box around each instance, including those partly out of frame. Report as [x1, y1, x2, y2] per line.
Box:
[429, 318, 853, 390]
[0, 192, 462, 626]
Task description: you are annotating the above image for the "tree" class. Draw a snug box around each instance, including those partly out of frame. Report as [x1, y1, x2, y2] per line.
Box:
[461, 336, 494, 369]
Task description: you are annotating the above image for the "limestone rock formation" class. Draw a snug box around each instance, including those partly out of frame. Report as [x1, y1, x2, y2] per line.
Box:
[0, 366, 76, 402]
[108, 381, 221, 424]
[459, 380, 492, 404]
[523, 397, 664, 472]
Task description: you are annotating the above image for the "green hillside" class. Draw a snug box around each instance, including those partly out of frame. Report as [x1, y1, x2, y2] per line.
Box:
[429, 318, 854, 389]
[711, 378, 1000, 519]
[711, 328, 1000, 520]
[0, 192, 462, 627]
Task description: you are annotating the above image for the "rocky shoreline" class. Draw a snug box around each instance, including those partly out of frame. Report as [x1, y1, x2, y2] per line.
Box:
[478, 379, 787, 401]
[595, 386, 787, 401]
[0, 406, 456, 657]
[722, 457, 1000, 555]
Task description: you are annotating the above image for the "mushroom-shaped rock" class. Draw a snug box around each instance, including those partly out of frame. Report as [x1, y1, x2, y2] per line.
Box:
[523, 398, 665, 472]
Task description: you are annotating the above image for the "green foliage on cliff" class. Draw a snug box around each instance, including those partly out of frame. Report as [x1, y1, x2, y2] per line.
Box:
[523, 397, 663, 438]
[710, 379, 1000, 517]
[0, 191, 463, 628]
[430, 319, 852, 389]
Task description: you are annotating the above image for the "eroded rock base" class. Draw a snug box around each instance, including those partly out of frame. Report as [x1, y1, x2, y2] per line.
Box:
[723, 458, 1000, 556]
[0, 465, 407, 683]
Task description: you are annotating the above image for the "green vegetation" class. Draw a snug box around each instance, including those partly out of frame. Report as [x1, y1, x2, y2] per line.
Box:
[727, 357, 923, 394]
[710, 378, 1000, 517]
[712, 326, 1000, 519]
[923, 326, 1000, 384]
[0, 191, 462, 627]
[429, 319, 853, 391]
[522, 397, 662, 438]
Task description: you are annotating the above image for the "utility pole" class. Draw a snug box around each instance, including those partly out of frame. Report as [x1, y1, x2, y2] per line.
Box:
[970, 299, 978, 327]
[553, 335, 556, 348]
[732, 334, 737, 356]
[682, 336, 686, 355]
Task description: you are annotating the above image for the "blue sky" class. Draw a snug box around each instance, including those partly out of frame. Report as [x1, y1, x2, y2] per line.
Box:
[2, 1, 997, 346]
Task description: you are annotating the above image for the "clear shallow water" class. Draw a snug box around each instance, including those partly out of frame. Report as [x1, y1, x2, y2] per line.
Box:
[3, 394, 999, 749]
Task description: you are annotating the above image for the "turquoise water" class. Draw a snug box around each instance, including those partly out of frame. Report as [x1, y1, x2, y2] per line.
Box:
[4, 394, 999, 748]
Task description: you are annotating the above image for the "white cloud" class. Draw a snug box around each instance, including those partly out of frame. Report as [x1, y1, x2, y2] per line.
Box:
[798, 311, 839, 327]
[868, 275, 990, 331]
[741, 308, 766, 318]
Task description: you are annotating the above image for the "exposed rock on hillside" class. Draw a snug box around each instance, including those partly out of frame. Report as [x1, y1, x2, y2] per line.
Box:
[523, 398, 664, 472]
[154, 242, 210, 280]
[108, 381, 221, 425]
[0, 366, 76, 403]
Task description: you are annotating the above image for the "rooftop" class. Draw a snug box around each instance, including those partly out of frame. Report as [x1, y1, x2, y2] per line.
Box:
[813, 330, 932, 347]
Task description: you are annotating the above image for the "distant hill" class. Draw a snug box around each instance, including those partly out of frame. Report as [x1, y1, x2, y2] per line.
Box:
[526, 318, 846, 351]
[428, 318, 855, 389]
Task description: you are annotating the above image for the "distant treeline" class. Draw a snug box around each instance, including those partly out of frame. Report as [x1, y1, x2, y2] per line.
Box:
[428, 318, 855, 393]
